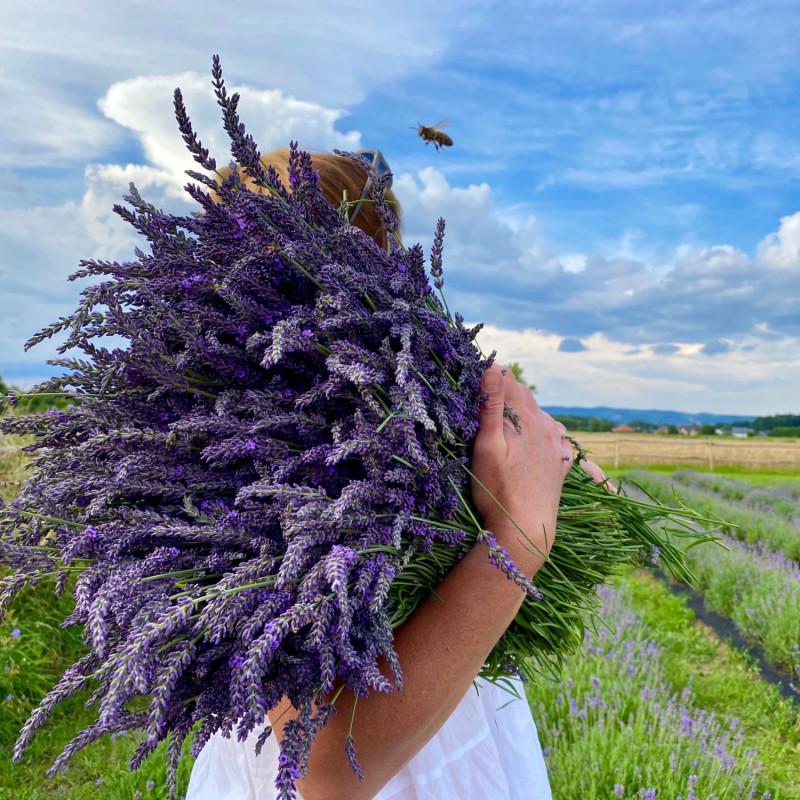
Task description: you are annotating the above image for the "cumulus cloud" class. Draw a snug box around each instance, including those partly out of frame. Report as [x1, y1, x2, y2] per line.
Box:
[475, 325, 800, 416]
[0, 77, 369, 381]
[558, 337, 587, 352]
[701, 340, 730, 356]
[97, 73, 363, 196]
[652, 343, 680, 355]
[395, 168, 800, 345]
[756, 212, 800, 271]
[390, 166, 800, 413]
[1, 0, 465, 170]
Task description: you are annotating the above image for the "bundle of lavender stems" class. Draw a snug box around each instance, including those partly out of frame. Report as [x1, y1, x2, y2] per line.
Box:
[0, 59, 716, 798]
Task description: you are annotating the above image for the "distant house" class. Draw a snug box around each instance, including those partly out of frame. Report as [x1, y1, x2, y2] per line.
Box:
[613, 424, 635, 433]
[731, 426, 750, 438]
[679, 425, 700, 436]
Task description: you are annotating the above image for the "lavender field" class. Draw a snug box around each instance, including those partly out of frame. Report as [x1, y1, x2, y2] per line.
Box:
[629, 469, 800, 679]
[2, 442, 800, 798]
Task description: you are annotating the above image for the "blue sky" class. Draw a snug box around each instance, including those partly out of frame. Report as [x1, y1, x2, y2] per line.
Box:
[2, 0, 800, 416]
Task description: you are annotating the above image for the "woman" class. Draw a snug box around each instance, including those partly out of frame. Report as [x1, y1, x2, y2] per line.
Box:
[188, 149, 591, 800]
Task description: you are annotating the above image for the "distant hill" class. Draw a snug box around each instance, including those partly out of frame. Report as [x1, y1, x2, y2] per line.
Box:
[539, 406, 753, 427]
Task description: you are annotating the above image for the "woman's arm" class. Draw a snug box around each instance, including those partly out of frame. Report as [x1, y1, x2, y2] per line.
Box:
[269, 364, 574, 800]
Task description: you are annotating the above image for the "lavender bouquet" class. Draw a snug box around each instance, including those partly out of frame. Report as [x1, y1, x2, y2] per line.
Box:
[0, 59, 716, 798]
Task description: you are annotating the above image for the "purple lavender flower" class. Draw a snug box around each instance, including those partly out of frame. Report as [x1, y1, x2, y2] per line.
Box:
[0, 56, 713, 800]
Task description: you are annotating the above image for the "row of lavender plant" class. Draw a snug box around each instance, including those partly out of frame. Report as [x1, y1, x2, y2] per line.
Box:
[629, 470, 800, 561]
[683, 534, 800, 680]
[628, 471, 800, 678]
[672, 470, 800, 527]
[533, 583, 770, 800]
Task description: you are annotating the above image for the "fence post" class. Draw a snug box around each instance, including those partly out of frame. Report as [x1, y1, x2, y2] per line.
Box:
[614, 437, 620, 470]
[708, 439, 714, 472]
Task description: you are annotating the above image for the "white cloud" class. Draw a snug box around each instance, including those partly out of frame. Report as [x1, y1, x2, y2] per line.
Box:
[394, 166, 800, 349]
[756, 211, 800, 271]
[475, 325, 800, 415]
[0, 73, 120, 168]
[1, 74, 372, 381]
[4, 157, 800, 414]
[4, 1, 800, 417]
[0, 0, 457, 167]
[97, 73, 363, 192]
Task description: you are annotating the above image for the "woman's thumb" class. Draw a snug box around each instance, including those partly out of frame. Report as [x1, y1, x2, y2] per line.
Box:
[478, 366, 506, 438]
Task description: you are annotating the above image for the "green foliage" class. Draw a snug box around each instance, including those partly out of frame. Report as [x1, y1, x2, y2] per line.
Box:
[751, 414, 800, 433]
[699, 423, 717, 435]
[506, 361, 536, 393]
[552, 415, 614, 432]
[0, 373, 73, 417]
[3, 423, 800, 797]
[628, 470, 800, 675]
[0, 572, 194, 799]
[768, 427, 800, 438]
[627, 419, 659, 433]
[628, 469, 800, 559]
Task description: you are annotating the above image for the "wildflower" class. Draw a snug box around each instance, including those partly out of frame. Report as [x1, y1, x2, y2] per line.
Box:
[10, 628, 20, 639]
[613, 785, 625, 797]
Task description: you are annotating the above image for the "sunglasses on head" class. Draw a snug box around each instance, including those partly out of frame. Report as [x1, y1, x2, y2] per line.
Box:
[350, 149, 392, 222]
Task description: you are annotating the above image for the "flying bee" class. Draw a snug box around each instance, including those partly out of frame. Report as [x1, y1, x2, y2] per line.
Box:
[416, 120, 453, 150]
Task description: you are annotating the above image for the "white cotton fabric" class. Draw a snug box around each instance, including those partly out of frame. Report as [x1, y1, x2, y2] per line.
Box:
[185, 677, 552, 800]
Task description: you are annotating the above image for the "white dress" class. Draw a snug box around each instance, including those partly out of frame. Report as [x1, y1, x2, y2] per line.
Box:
[186, 678, 552, 800]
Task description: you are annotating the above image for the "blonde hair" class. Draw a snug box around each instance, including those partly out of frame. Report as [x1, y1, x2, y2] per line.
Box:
[216, 148, 400, 249]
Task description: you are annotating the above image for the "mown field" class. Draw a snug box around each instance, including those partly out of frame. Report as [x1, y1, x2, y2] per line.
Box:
[574, 432, 800, 472]
[2, 437, 800, 799]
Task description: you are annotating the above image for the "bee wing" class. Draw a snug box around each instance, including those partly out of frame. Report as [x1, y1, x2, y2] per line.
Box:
[431, 120, 451, 129]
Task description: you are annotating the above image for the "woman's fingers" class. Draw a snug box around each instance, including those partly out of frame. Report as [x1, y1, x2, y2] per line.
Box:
[581, 458, 618, 493]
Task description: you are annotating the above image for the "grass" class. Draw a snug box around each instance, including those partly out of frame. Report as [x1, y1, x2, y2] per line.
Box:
[0, 435, 31, 505]
[626, 469, 800, 674]
[607, 463, 800, 482]
[0, 430, 196, 798]
[0, 572, 195, 799]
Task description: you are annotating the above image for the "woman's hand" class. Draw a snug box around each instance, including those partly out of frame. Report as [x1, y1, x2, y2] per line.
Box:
[469, 363, 612, 565]
[470, 364, 573, 565]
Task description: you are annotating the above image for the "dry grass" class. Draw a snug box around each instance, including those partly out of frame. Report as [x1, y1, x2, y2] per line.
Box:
[571, 432, 800, 471]
[0, 434, 31, 504]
